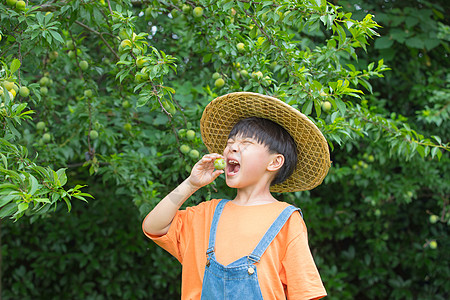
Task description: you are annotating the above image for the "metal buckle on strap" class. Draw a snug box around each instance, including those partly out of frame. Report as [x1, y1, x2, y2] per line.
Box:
[247, 255, 260, 264]
[206, 247, 214, 255]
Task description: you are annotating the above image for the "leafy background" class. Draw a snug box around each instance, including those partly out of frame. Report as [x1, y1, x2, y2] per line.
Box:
[1, 0, 448, 299]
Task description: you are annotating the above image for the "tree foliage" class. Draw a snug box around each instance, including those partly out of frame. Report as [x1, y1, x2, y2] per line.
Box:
[1, 0, 448, 299]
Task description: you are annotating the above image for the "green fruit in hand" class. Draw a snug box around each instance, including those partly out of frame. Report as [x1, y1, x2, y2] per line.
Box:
[193, 7, 203, 18]
[237, 42, 245, 52]
[15, 0, 26, 11]
[212, 72, 220, 80]
[429, 215, 439, 224]
[214, 158, 226, 170]
[6, 0, 17, 7]
[89, 130, 99, 140]
[79, 60, 89, 71]
[84, 89, 93, 98]
[19, 86, 30, 97]
[36, 121, 46, 131]
[180, 144, 190, 154]
[321, 101, 332, 112]
[42, 133, 51, 143]
[186, 130, 196, 140]
[189, 149, 200, 159]
[214, 78, 225, 89]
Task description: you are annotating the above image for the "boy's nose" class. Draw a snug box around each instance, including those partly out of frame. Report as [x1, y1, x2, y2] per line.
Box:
[229, 143, 239, 152]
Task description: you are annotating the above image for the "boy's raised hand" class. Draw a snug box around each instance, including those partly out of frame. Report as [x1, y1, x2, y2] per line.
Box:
[143, 154, 224, 236]
[187, 153, 224, 189]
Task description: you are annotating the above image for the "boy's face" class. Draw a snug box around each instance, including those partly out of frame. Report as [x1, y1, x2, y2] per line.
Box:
[222, 134, 281, 189]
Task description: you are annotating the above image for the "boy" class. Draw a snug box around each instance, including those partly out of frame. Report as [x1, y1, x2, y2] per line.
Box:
[143, 92, 331, 299]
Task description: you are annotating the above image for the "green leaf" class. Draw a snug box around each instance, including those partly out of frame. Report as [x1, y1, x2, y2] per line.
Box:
[302, 99, 313, 115]
[430, 147, 440, 159]
[36, 11, 44, 25]
[17, 202, 29, 214]
[29, 174, 39, 195]
[137, 97, 149, 107]
[64, 197, 72, 212]
[202, 53, 212, 63]
[358, 79, 373, 94]
[56, 168, 68, 186]
[34, 198, 51, 203]
[49, 30, 65, 44]
[374, 36, 394, 49]
[335, 98, 346, 116]
[0, 194, 17, 207]
[405, 36, 424, 49]
[1, 153, 7, 169]
[431, 135, 442, 145]
[10, 59, 21, 74]
[0, 202, 18, 218]
[73, 195, 89, 202]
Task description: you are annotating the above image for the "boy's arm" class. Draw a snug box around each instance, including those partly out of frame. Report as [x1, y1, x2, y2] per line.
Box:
[142, 153, 224, 236]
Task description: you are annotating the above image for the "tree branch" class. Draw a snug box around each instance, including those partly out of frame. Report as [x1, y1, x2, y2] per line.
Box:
[74, 21, 119, 60]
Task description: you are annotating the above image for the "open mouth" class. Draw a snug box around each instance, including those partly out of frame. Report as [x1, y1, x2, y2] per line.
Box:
[226, 159, 240, 176]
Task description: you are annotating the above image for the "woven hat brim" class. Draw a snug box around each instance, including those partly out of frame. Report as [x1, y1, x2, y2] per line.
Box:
[200, 92, 331, 192]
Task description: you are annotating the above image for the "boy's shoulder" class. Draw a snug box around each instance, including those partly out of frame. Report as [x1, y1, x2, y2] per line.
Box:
[185, 198, 223, 214]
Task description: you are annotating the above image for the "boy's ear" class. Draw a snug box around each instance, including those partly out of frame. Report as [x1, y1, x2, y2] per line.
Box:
[267, 154, 284, 172]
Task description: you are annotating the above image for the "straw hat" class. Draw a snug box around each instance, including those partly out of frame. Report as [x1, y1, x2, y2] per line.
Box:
[200, 92, 331, 192]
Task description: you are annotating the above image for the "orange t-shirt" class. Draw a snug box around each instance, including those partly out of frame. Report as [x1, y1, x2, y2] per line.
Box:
[143, 199, 327, 300]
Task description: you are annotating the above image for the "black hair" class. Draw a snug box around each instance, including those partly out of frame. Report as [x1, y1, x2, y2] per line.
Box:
[228, 117, 298, 186]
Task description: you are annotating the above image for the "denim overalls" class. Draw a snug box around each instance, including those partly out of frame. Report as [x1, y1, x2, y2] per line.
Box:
[201, 199, 302, 299]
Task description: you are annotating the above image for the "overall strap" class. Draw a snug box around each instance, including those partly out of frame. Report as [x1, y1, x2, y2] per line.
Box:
[206, 199, 230, 254]
[248, 205, 302, 264]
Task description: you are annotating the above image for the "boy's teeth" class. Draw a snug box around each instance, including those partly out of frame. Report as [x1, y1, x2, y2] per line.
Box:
[228, 159, 239, 164]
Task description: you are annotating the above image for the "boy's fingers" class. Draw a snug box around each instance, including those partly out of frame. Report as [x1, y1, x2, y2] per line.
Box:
[212, 169, 224, 179]
[200, 153, 223, 163]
